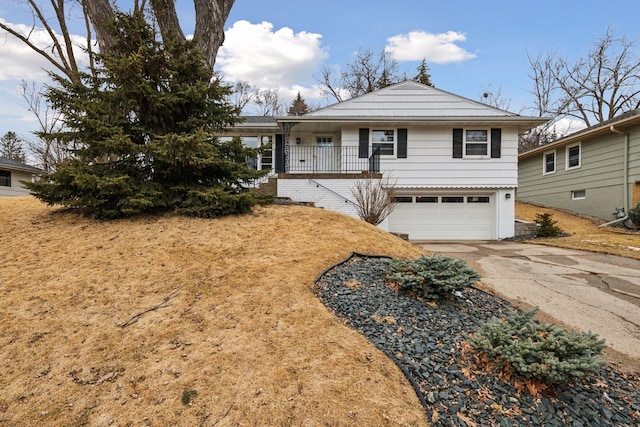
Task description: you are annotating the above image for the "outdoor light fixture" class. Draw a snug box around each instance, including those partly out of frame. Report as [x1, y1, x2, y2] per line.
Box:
[505, 193, 511, 199]
[296, 138, 301, 144]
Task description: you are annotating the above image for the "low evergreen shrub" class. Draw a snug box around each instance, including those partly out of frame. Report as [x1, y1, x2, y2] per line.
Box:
[387, 254, 480, 300]
[534, 213, 563, 237]
[628, 202, 640, 227]
[468, 308, 605, 384]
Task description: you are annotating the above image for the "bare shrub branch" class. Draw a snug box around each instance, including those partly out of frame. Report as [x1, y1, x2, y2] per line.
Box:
[350, 174, 397, 226]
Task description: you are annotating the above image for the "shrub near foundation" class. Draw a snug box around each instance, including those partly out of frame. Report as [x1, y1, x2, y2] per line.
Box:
[388, 254, 480, 300]
[468, 308, 606, 384]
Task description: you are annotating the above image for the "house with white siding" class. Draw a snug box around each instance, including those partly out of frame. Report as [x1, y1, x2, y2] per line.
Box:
[0, 157, 42, 197]
[226, 80, 546, 240]
[518, 109, 640, 224]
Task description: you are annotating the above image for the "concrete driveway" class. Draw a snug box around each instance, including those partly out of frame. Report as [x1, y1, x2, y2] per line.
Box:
[417, 241, 640, 368]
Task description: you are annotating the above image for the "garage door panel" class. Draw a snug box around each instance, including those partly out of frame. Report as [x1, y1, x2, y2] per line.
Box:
[388, 194, 494, 240]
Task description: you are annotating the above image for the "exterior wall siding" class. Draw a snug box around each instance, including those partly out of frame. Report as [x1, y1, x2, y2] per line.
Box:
[339, 125, 520, 188]
[277, 177, 363, 222]
[629, 128, 640, 203]
[496, 189, 515, 239]
[518, 131, 633, 221]
[0, 169, 36, 197]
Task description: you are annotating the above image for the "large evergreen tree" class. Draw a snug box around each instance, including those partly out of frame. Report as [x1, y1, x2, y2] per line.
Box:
[25, 11, 266, 219]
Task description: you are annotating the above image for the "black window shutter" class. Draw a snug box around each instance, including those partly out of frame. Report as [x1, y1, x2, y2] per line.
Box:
[453, 128, 463, 158]
[397, 128, 408, 158]
[491, 128, 502, 158]
[359, 128, 369, 158]
[274, 134, 285, 173]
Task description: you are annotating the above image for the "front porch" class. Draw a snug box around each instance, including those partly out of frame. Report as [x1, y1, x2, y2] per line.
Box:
[284, 145, 380, 174]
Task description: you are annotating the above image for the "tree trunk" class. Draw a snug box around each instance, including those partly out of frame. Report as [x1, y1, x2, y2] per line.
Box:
[84, 0, 233, 70]
[149, 0, 186, 44]
[194, 0, 235, 69]
[84, 0, 116, 56]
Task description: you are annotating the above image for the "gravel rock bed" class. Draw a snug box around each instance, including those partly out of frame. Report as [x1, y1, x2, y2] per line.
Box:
[313, 255, 640, 426]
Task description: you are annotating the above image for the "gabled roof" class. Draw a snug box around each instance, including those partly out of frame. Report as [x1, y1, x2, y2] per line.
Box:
[278, 80, 547, 131]
[519, 109, 640, 160]
[306, 80, 516, 118]
[0, 157, 43, 173]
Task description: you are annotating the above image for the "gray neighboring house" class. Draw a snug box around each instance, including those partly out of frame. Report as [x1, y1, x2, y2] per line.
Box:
[518, 110, 640, 222]
[0, 157, 43, 197]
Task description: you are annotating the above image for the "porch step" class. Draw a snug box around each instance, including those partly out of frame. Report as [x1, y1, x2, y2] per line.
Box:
[256, 177, 278, 197]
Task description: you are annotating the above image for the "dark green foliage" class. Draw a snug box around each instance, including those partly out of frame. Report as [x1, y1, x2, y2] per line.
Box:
[468, 308, 605, 384]
[181, 389, 198, 405]
[288, 91, 310, 115]
[388, 254, 480, 300]
[177, 187, 255, 218]
[534, 213, 563, 237]
[628, 202, 640, 226]
[0, 131, 26, 162]
[25, 11, 267, 219]
[414, 59, 434, 87]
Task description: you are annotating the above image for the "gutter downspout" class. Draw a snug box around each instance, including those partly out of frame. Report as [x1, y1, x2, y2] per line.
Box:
[599, 125, 630, 227]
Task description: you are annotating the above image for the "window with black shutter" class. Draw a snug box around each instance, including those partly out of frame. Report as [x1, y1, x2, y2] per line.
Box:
[453, 128, 502, 158]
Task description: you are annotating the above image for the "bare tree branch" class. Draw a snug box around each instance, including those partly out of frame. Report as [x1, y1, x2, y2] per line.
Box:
[528, 28, 640, 129]
[318, 48, 403, 102]
[0, 1, 82, 83]
[19, 80, 68, 171]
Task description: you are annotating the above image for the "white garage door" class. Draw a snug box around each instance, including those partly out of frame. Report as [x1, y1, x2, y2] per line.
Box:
[388, 195, 494, 240]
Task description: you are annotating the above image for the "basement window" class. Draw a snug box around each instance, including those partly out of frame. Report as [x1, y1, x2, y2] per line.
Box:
[571, 190, 586, 200]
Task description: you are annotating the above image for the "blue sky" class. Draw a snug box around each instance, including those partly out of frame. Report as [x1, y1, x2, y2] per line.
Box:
[1, 0, 639, 156]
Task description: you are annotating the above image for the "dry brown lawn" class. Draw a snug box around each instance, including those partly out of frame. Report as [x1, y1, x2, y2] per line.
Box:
[0, 197, 428, 426]
[516, 202, 640, 259]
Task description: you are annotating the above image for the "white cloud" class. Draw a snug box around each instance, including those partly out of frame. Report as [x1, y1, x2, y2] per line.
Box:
[0, 19, 91, 81]
[216, 20, 328, 89]
[551, 117, 587, 137]
[385, 30, 476, 64]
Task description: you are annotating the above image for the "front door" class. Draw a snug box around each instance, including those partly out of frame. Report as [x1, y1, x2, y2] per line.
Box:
[315, 137, 333, 172]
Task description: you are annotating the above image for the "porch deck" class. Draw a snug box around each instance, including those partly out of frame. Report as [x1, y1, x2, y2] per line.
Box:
[285, 146, 380, 174]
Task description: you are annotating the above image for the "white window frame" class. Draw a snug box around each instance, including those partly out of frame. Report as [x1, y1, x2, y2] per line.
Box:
[571, 190, 586, 200]
[371, 129, 395, 156]
[566, 142, 581, 170]
[464, 129, 489, 158]
[543, 150, 556, 175]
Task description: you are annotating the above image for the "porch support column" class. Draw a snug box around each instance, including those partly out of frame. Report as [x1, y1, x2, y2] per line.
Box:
[280, 121, 299, 173]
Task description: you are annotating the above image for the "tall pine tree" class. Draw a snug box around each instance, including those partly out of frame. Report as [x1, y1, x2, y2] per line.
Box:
[0, 132, 26, 162]
[414, 59, 434, 87]
[287, 91, 309, 116]
[26, 10, 267, 219]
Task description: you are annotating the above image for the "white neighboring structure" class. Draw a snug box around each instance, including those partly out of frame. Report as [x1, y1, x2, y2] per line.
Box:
[227, 81, 546, 240]
[0, 157, 42, 197]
